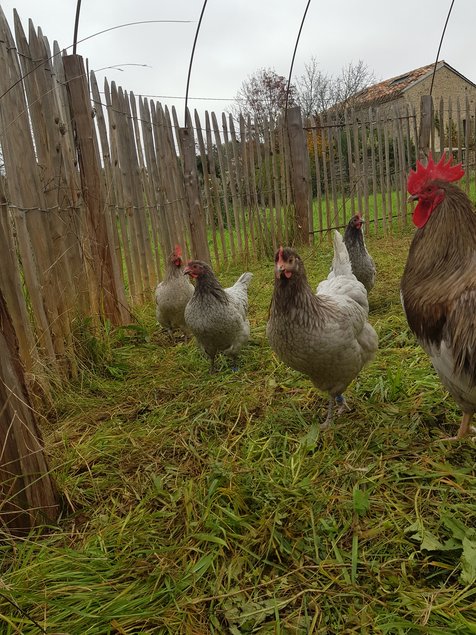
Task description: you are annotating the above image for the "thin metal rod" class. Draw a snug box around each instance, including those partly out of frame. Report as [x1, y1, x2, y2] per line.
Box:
[72, 0, 82, 55]
[429, 0, 455, 96]
[184, 0, 209, 125]
[285, 0, 312, 115]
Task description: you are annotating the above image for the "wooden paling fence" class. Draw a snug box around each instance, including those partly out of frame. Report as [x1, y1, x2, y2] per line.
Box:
[305, 106, 418, 236]
[0, 8, 474, 531]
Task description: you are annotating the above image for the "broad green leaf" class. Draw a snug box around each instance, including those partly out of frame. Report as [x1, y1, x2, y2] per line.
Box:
[441, 514, 469, 541]
[420, 530, 446, 552]
[353, 487, 370, 516]
[460, 533, 476, 585]
[406, 522, 455, 552]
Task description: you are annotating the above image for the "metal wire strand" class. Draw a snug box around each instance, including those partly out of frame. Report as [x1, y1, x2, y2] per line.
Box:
[184, 0, 209, 125]
[285, 0, 312, 115]
[429, 0, 456, 96]
[0, 20, 192, 104]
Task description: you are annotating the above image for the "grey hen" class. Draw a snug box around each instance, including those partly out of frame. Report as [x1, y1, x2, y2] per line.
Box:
[155, 245, 194, 338]
[183, 261, 252, 372]
[267, 233, 378, 428]
[343, 213, 376, 292]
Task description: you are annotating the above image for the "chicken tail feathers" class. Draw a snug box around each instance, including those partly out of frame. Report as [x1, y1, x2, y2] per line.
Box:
[235, 271, 253, 290]
[331, 230, 353, 277]
[226, 272, 253, 316]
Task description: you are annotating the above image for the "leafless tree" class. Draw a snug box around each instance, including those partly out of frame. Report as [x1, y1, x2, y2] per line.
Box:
[295, 57, 333, 117]
[230, 60, 376, 130]
[332, 60, 376, 111]
[295, 58, 376, 118]
[229, 67, 297, 132]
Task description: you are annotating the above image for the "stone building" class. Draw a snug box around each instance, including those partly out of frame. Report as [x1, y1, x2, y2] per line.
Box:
[352, 60, 476, 151]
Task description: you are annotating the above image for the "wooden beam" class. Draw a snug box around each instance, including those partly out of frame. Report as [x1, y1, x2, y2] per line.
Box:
[63, 54, 130, 324]
[178, 114, 210, 263]
[286, 107, 311, 245]
[418, 95, 433, 161]
[0, 289, 59, 534]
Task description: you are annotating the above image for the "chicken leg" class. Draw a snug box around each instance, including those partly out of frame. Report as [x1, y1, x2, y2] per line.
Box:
[229, 355, 239, 372]
[444, 411, 476, 441]
[320, 397, 335, 430]
[320, 394, 350, 430]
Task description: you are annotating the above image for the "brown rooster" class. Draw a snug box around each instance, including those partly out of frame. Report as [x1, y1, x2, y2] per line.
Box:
[401, 153, 476, 440]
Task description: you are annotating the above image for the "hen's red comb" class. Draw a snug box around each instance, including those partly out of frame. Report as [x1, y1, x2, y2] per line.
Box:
[407, 153, 464, 194]
[173, 244, 182, 257]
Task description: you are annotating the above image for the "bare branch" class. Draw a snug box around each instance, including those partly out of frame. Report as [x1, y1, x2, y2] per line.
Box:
[229, 67, 297, 133]
[295, 58, 376, 118]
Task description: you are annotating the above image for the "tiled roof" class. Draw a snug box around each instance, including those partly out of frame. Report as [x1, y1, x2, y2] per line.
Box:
[352, 62, 440, 107]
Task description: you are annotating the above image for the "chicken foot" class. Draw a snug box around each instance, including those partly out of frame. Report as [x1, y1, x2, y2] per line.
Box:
[208, 355, 240, 373]
[443, 411, 476, 441]
[164, 327, 189, 344]
[320, 394, 350, 430]
[335, 394, 351, 415]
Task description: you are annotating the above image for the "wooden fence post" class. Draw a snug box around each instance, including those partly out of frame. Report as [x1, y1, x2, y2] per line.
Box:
[0, 289, 59, 534]
[418, 95, 433, 161]
[63, 54, 131, 324]
[286, 106, 311, 246]
[178, 113, 210, 263]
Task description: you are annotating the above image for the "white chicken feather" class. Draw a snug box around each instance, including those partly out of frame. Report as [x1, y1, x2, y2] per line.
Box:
[317, 230, 369, 311]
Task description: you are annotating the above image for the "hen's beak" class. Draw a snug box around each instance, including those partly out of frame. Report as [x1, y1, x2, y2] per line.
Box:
[276, 264, 291, 279]
[407, 194, 418, 202]
[183, 267, 190, 276]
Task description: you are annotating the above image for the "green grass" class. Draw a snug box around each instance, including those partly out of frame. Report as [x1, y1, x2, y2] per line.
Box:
[310, 175, 476, 238]
[212, 178, 476, 263]
[1, 234, 476, 634]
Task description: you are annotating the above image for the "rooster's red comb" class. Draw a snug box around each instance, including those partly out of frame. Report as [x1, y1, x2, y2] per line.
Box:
[407, 153, 464, 194]
[173, 244, 182, 257]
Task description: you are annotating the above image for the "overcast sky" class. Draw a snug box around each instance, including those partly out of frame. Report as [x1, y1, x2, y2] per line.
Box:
[0, 0, 474, 124]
